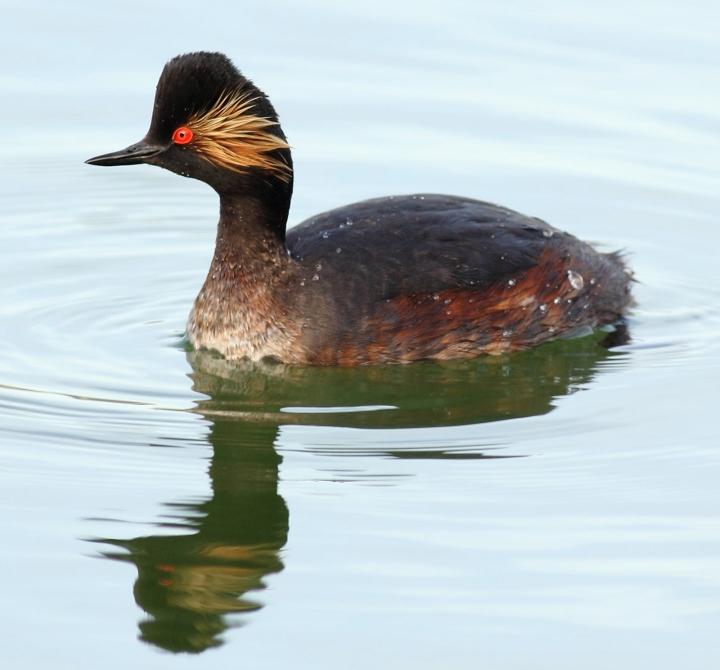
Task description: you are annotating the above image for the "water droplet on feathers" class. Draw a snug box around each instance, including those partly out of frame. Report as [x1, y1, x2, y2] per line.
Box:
[567, 270, 584, 290]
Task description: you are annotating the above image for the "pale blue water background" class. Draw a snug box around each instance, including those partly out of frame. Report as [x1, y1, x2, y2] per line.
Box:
[1, 1, 720, 667]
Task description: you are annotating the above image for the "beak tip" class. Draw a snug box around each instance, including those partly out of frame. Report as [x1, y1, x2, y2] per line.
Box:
[85, 154, 112, 167]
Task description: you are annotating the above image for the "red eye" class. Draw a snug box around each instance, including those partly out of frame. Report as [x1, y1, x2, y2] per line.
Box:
[172, 126, 193, 144]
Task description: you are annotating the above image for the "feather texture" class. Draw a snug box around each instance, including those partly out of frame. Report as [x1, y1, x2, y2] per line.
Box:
[188, 90, 292, 182]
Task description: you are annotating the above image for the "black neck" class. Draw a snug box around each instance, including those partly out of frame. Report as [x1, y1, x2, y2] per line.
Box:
[212, 192, 291, 273]
[216, 159, 293, 234]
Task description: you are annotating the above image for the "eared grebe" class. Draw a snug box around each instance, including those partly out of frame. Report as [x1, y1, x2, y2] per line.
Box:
[87, 52, 631, 366]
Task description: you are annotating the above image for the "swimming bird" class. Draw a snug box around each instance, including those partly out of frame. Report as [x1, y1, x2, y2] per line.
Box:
[86, 52, 631, 366]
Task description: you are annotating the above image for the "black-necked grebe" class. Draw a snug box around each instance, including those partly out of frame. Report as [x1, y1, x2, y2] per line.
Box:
[86, 52, 631, 366]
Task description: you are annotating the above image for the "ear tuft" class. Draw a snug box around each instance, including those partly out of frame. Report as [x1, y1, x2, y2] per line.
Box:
[188, 90, 292, 182]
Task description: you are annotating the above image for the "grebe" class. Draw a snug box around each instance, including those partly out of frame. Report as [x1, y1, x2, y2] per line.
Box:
[87, 52, 631, 366]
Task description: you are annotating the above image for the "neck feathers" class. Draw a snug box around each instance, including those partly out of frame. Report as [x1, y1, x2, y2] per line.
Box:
[186, 195, 300, 361]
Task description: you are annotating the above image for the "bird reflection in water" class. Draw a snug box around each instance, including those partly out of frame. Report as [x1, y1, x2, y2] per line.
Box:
[96, 416, 287, 653]
[92, 327, 628, 652]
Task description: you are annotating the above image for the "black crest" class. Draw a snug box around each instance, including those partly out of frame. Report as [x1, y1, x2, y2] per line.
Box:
[147, 52, 279, 143]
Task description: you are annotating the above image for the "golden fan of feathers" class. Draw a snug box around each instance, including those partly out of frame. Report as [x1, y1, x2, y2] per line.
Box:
[187, 90, 292, 182]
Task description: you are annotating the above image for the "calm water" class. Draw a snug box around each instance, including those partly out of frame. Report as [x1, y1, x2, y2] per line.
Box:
[2, 1, 720, 667]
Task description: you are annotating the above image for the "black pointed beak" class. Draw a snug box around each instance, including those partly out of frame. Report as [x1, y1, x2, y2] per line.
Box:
[85, 140, 166, 167]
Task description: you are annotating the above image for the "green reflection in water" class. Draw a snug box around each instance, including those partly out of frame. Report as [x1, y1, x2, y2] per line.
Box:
[93, 329, 627, 653]
[187, 328, 628, 429]
[97, 419, 287, 653]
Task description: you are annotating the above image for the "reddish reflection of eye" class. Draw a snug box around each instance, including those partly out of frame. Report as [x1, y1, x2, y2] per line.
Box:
[172, 126, 193, 144]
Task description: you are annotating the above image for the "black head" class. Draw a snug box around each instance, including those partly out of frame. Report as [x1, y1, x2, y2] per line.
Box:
[86, 52, 293, 198]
